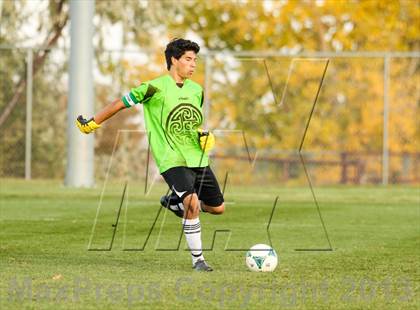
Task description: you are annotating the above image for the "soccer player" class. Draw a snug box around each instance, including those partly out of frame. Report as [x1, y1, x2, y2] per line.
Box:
[76, 38, 225, 272]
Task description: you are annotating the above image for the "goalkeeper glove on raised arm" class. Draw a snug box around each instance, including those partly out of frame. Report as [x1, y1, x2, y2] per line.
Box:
[76, 115, 101, 134]
[198, 128, 215, 153]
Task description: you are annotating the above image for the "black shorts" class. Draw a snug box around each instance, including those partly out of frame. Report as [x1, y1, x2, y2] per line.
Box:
[161, 166, 224, 207]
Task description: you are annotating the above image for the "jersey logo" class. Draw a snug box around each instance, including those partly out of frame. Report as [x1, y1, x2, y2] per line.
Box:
[165, 103, 203, 146]
[178, 97, 189, 100]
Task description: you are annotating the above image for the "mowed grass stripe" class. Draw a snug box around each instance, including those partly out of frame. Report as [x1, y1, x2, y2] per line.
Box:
[0, 179, 418, 309]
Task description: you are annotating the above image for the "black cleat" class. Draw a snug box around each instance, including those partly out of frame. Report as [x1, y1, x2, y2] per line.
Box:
[193, 259, 213, 272]
[160, 194, 184, 218]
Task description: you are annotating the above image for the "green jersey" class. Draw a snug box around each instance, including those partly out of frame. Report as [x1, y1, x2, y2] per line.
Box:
[121, 75, 209, 173]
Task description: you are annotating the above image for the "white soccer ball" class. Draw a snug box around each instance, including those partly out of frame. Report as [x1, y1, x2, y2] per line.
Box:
[245, 244, 278, 272]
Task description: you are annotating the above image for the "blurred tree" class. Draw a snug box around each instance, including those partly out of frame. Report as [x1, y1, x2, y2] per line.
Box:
[0, 0, 418, 183]
[167, 0, 419, 183]
[0, 0, 183, 177]
[0, 0, 68, 128]
[0, 0, 68, 177]
[170, 0, 419, 151]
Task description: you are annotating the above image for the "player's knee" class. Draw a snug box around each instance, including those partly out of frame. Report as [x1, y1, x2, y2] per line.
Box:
[183, 194, 200, 212]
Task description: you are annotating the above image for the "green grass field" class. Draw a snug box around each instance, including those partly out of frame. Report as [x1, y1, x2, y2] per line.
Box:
[0, 179, 419, 309]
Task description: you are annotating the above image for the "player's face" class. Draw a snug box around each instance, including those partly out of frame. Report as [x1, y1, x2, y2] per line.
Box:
[173, 51, 197, 79]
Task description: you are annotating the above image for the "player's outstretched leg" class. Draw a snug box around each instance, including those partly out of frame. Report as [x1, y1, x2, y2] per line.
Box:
[160, 192, 225, 218]
[183, 193, 213, 272]
[160, 192, 184, 218]
[200, 203, 225, 215]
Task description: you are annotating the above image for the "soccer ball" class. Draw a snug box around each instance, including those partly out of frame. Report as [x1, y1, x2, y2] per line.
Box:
[245, 244, 278, 272]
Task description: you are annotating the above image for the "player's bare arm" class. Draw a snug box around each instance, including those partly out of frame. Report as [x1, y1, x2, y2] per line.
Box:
[93, 99, 126, 124]
[76, 98, 126, 134]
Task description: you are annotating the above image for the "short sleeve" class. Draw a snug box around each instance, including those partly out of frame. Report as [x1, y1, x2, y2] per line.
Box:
[121, 83, 149, 108]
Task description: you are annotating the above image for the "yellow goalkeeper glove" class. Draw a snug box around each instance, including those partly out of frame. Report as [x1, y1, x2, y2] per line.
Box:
[198, 129, 215, 153]
[76, 115, 101, 134]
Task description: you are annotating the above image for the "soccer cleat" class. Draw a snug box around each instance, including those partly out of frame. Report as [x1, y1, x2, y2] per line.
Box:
[193, 259, 213, 272]
[160, 194, 184, 218]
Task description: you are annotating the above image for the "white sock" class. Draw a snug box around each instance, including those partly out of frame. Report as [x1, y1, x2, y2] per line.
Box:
[182, 217, 204, 264]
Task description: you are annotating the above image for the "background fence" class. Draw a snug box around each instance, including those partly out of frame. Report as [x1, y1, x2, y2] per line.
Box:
[0, 47, 418, 185]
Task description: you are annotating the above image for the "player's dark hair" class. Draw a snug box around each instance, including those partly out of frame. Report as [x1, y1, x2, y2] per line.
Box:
[165, 38, 200, 70]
